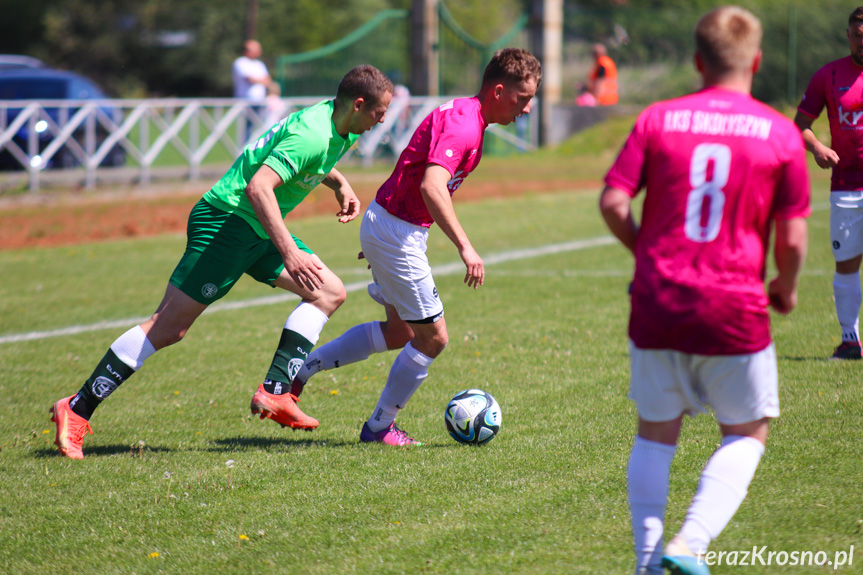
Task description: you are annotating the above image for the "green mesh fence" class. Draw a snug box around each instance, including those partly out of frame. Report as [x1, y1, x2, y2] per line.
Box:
[275, 3, 529, 98]
[437, 2, 529, 96]
[565, 2, 849, 105]
[273, 3, 534, 155]
[275, 9, 410, 97]
[436, 3, 533, 153]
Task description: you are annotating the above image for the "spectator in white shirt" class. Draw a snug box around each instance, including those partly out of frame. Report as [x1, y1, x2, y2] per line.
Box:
[233, 40, 271, 103]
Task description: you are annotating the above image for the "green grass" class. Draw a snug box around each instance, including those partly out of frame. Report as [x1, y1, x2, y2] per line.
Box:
[0, 151, 860, 574]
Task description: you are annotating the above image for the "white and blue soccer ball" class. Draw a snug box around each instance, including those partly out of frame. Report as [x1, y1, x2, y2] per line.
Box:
[444, 389, 501, 445]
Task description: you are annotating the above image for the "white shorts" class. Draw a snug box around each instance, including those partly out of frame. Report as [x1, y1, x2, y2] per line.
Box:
[360, 201, 444, 323]
[830, 191, 863, 262]
[629, 342, 779, 425]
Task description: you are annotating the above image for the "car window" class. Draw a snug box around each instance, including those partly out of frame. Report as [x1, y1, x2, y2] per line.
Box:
[0, 78, 66, 99]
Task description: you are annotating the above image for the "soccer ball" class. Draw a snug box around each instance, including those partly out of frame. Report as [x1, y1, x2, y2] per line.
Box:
[444, 389, 501, 445]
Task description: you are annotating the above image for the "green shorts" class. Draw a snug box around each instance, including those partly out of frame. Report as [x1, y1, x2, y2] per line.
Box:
[169, 199, 313, 304]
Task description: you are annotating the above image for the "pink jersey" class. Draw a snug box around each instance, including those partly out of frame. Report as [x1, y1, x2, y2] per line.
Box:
[375, 97, 487, 227]
[798, 56, 863, 191]
[605, 87, 811, 355]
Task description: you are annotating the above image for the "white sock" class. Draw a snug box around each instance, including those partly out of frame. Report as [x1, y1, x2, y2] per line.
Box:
[367, 342, 432, 432]
[628, 436, 676, 575]
[110, 325, 156, 371]
[834, 272, 862, 342]
[297, 322, 387, 383]
[284, 302, 329, 345]
[678, 435, 765, 554]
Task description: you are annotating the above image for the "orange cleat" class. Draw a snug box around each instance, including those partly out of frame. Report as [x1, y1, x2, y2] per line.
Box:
[50, 395, 93, 459]
[250, 384, 319, 430]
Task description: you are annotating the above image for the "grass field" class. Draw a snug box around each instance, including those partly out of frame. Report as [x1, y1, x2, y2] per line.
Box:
[0, 145, 861, 574]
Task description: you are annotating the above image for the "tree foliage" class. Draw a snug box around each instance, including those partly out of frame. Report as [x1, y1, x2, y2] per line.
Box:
[2, 0, 412, 97]
[566, 0, 852, 104]
[0, 0, 856, 103]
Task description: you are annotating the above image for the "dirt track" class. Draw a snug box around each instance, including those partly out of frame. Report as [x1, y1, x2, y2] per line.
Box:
[0, 175, 594, 250]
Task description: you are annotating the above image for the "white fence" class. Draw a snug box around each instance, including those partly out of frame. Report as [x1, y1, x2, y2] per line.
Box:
[0, 97, 537, 192]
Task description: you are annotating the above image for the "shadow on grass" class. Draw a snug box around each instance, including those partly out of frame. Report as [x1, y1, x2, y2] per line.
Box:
[208, 435, 354, 451]
[34, 444, 173, 458]
[210, 436, 452, 450]
[32, 437, 452, 458]
[778, 355, 847, 362]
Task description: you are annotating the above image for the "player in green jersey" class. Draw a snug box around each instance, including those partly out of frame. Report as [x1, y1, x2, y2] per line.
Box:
[50, 65, 393, 459]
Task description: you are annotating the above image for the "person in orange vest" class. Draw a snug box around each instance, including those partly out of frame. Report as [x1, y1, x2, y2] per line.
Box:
[588, 43, 619, 105]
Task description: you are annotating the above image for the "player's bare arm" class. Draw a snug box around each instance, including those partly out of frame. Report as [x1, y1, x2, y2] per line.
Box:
[599, 185, 638, 253]
[245, 164, 325, 291]
[793, 111, 840, 169]
[420, 163, 484, 289]
[322, 168, 361, 223]
[768, 217, 808, 314]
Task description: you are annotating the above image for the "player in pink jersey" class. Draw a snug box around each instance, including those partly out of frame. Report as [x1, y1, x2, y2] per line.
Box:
[794, 6, 863, 360]
[277, 48, 541, 445]
[600, 7, 809, 574]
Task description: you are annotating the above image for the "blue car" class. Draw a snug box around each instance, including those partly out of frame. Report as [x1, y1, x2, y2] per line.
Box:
[0, 67, 125, 169]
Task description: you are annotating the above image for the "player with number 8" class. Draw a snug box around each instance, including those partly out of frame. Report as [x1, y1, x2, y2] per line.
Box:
[599, 6, 810, 574]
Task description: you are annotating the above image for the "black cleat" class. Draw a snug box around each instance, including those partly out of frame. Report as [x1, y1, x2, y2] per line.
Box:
[831, 341, 862, 360]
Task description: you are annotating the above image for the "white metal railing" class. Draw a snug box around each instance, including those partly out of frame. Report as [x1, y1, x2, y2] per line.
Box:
[0, 97, 537, 192]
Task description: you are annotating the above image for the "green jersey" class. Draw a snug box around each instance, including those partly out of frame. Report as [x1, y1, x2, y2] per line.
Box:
[203, 99, 359, 239]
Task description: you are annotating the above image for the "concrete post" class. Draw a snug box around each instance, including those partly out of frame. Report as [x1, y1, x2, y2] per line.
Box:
[411, 0, 439, 96]
[245, 0, 259, 40]
[531, 0, 563, 146]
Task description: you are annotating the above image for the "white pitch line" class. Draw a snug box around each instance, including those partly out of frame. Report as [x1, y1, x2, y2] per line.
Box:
[0, 235, 616, 345]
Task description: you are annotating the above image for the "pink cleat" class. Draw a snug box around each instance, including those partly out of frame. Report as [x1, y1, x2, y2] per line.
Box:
[359, 422, 423, 446]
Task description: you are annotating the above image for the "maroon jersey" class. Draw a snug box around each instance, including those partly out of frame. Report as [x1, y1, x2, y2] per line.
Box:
[606, 87, 811, 354]
[798, 56, 863, 191]
[375, 97, 487, 227]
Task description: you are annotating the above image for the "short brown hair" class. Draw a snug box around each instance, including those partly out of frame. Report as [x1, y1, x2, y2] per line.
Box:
[481, 48, 542, 89]
[849, 7, 863, 26]
[336, 65, 393, 106]
[695, 6, 762, 76]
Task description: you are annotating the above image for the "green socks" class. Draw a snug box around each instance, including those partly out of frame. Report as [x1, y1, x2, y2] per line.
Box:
[265, 329, 314, 387]
[71, 349, 135, 419]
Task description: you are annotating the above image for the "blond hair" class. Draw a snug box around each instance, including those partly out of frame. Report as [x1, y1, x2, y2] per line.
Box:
[695, 6, 762, 76]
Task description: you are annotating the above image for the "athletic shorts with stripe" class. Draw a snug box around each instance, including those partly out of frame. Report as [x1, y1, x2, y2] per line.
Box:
[169, 198, 313, 305]
[360, 200, 444, 323]
[628, 341, 779, 425]
[830, 191, 863, 262]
